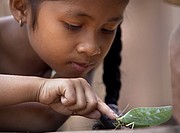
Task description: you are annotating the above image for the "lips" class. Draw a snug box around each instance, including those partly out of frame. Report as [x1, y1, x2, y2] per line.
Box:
[71, 62, 94, 73]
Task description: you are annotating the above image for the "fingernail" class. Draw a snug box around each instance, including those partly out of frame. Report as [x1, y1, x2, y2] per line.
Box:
[110, 110, 118, 117]
[114, 113, 119, 118]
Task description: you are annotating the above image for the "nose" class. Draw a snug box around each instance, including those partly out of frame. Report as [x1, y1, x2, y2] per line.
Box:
[77, 35, 101, 57]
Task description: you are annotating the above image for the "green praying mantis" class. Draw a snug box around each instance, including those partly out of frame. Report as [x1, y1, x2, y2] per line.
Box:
[113, 105, 173, 129]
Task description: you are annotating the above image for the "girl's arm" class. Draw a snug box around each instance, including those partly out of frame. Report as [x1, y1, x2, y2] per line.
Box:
[0, 74, 65, 132]
[0, 74, 116, 119]
[0, 74, 44, 107]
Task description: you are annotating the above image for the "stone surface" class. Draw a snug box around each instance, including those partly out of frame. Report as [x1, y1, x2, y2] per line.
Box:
[55, 126, 180, 133]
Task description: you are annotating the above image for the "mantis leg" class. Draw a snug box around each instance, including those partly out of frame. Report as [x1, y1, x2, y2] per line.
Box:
[126, 122, 135, 129]
[113, 121, 121, 130]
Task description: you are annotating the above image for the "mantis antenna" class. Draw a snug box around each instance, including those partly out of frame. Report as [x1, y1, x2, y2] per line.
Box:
[118, 104, 129, 117]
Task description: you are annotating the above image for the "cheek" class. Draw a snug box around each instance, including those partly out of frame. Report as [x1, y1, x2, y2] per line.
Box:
[27, 28, 71, 66]
[100, 37, 115, 58]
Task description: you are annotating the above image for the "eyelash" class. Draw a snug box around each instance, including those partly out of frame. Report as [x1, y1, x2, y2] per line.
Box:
[64, 22, 82, 31]
[101, 28, 116, 34]
[64, 22, 116, 35]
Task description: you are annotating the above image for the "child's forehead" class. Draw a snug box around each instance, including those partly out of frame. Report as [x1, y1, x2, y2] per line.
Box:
[41, 0, 128, 5]
[40, 0, 128, 10]
[38, 0, 127, 13]
[43, 0, 126, 17]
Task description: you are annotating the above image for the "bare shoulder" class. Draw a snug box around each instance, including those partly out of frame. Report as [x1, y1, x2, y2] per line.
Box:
[0, 15, 14, 26]
[0, 15, 29, 52]
[0, 15, 16, 34]
[0, 16, 23, 46]
[0, 16, 50, 76]
[1, 15, 22, 34]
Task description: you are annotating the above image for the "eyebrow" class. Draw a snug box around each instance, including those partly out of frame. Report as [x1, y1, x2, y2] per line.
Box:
[108, 17, 123, 23]
[65, 10, 122, 23]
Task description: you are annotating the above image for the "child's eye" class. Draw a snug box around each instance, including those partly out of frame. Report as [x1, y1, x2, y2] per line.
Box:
[64, 22, 82, 31]
[101, 28, 116, 34]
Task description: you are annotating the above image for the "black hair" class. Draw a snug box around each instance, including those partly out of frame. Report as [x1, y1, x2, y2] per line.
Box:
[27, 0, 44, 29]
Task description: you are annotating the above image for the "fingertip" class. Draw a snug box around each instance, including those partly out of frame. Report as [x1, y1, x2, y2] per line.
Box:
[97, 101, 117, 120]
[114, 113, 119, 118]
[107, 110, 118, 120]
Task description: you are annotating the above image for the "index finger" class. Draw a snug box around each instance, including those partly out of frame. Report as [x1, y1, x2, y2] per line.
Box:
[96, 97, 117, 120]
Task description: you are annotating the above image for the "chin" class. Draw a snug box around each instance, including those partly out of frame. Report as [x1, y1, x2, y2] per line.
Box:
[57, 73, 85, 78]
[55, 69, 90, 78]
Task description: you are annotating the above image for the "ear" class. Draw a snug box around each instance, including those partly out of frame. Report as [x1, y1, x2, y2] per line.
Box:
[9, 0, 28, 24]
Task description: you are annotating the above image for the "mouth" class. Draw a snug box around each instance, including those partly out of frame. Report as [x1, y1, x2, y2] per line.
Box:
[71, 62, 95, 73]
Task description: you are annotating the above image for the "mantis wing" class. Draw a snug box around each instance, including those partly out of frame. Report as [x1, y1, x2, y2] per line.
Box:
[115, 106, 172, 128]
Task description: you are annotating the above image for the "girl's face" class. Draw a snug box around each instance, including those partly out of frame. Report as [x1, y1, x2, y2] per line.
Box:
[26, 0, 128, 77]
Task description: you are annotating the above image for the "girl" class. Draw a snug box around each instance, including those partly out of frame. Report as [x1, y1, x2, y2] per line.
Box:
[0, 0, 128, 132]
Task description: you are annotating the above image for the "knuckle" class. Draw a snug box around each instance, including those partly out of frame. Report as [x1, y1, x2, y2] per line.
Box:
[77, 101, 98, 115]
[78, 78, 88, 84]
[68, 96, 76, 105]
[77, 102, 87, 110]
[88, 100, 98, 109]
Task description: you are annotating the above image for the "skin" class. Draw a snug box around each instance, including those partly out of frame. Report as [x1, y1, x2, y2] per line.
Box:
[0, 0, 128, 132]
[170, 25, 180, 124]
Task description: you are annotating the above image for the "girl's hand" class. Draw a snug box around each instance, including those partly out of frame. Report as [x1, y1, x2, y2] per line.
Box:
[36, 78, 116, 119]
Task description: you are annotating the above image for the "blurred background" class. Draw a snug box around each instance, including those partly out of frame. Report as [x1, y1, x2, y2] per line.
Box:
[1, 0, 180, 131]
